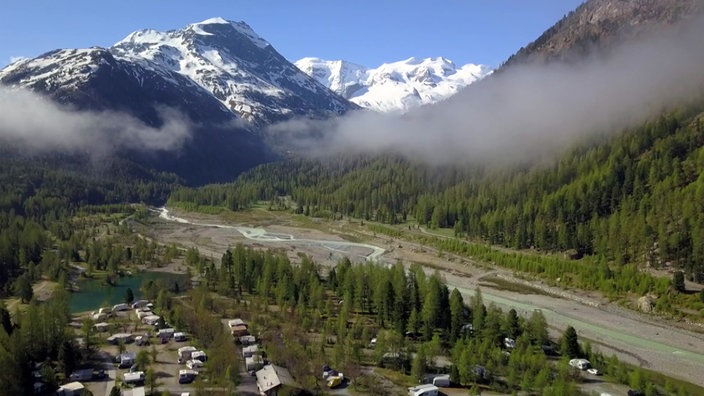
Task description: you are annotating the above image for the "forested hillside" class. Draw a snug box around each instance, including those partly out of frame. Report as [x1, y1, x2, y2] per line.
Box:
[169, 103, 704, 282]
[0, 151, 180, 294]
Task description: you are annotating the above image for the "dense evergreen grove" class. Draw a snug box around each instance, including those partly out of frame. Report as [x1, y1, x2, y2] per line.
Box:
[0, 291, 79, 394]
[184, 244, 690, 395]
[201, 244, 567, 392]
[170, 106, 704, 284]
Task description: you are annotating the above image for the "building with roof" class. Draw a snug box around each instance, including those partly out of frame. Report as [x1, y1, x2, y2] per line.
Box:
[255, 364, 301, 395]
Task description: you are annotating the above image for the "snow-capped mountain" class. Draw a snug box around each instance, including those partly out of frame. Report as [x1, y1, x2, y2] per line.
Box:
[111, 18, 356, 125]
[1, 18, 357, 127]
[0, 18, 360, 184]
[295, 57, 491, 113]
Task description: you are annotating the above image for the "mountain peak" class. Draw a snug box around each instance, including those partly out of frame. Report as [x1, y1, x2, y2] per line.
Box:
[110, 19, 354, 125]
[196, 17, 230, 25]
[116, 18, 270, 50]
[296, 57, 491, 113]
[187, 18, 270, 49]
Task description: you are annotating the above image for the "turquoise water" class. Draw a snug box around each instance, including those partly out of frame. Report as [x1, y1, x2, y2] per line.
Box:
[69, 271, 190, 313]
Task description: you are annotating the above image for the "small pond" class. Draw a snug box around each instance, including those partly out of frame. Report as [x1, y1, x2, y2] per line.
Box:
[69, 271, 190, 313]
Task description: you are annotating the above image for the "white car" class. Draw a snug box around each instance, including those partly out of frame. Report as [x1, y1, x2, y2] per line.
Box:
[587, 368, 602, 376]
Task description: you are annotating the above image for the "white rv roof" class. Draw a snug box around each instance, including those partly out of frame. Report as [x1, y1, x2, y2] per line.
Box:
[124, 371, 144, 380]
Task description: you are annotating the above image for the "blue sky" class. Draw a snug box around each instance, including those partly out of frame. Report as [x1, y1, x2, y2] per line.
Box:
[1, 0, 584, 69]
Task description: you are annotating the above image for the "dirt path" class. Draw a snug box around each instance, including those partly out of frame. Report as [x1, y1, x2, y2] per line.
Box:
[144, 208, 704, 388]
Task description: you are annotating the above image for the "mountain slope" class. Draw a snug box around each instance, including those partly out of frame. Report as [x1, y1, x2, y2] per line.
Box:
[503, 0, 702, 67]
[111, 18, 357, 125]
[295, 57, 490, 113]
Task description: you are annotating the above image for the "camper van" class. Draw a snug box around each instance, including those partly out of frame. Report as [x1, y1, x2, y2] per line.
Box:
[117, 352, 136, 368]
[569, 358, 591, 370]
[191, 350, 207, 362]
[174, 332, 188, 342]
[124, 371, 145, 385]
[178, 369, 198, 384]
[177, 346, 197, 363]
[142, 315, 160, 326]
[157, 328, 175, 339]
[186, 359, 204, 370]
[242, 344, 259, 358]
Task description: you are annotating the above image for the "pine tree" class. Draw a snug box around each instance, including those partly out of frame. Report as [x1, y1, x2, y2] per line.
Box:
[672, 271, 686, 292]
[125, 287, 135, 303]
[561, 326, 581, 358]
[449, 288, 464, 342]
[15, 275, 33, 303]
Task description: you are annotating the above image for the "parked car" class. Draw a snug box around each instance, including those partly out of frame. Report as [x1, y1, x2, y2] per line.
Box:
[587, 368, 602, 376]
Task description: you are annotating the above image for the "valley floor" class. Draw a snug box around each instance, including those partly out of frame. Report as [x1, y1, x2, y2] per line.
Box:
[136, 207, 704, 389]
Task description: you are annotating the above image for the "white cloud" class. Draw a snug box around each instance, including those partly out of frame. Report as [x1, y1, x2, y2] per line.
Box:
[0, 87, 192, 155]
